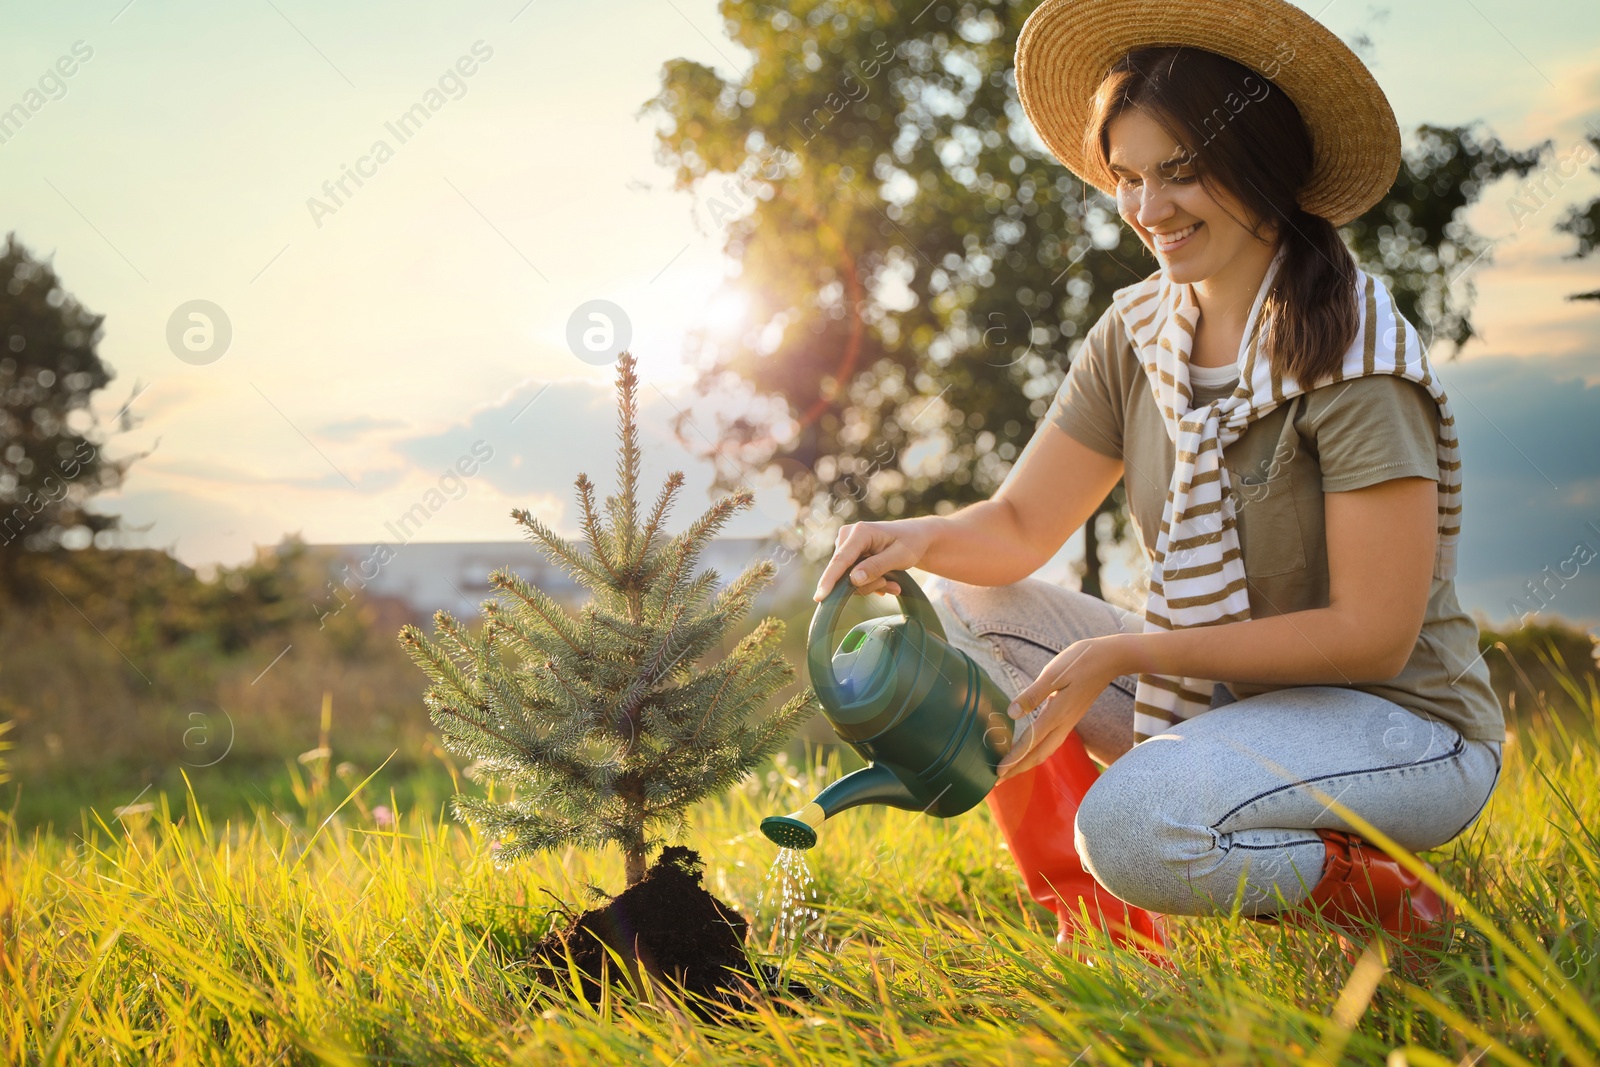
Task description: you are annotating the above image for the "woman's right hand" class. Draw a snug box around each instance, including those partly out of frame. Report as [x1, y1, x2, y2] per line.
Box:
[812, 518, 935, 602]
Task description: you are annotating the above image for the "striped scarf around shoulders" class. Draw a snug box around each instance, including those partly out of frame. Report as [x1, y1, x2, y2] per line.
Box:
[1110, 243, 1463, 743]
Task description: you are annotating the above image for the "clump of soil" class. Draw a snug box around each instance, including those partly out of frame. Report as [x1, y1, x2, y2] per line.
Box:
[529, 845, 802, 1014]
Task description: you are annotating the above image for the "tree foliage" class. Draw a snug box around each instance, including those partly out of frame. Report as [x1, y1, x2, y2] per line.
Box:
[1340, 123, 1544, 346]
[399, 353, 816, 886]
[1554, 129, 1600, 301]
[0, 231, 144, 599]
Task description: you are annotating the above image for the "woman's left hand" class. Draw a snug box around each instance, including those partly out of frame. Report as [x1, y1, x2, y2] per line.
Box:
[995, 635, 1134, 782]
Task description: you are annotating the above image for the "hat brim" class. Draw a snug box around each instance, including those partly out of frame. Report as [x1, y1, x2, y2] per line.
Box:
[1015, 0, 1401, 226]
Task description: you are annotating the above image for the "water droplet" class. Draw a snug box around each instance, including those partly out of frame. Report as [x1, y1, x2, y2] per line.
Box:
[753, 847, 821, 960]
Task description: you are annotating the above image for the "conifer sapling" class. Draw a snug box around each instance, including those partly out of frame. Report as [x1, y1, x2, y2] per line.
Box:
[399, 352, 817, 886]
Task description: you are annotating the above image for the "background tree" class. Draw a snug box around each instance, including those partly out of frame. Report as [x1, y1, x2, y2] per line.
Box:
[1340, 123, 1545, 345]
[0, 231, 142, 601]
[399, 353, 817, 886]
[1555, 129, 1600, 301]
[642, 1, 1548, 595]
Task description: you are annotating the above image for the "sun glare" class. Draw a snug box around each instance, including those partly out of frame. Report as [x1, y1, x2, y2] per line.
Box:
[702, 288, 752, 338]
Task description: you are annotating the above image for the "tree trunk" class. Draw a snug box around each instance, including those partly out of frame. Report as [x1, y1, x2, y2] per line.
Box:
[1079, 506, 1103, 600]
[624, 844, 648, 887]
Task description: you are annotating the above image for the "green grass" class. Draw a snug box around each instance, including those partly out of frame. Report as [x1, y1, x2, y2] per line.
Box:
[4, 659, 1597, 1065]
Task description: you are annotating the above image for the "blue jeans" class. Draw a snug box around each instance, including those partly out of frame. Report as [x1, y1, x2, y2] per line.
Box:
[923, 574, 1504, 918]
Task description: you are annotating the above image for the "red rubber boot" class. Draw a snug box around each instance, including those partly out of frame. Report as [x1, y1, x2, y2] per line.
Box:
[1251, 829, 1454, 977]
[987, 729, 1172, 969]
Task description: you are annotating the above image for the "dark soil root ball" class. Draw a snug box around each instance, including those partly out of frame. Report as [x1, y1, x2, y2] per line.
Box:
[528, 846, 811, 1020]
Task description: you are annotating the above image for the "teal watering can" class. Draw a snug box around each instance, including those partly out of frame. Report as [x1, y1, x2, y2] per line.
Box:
[759, 563, 1017, 850]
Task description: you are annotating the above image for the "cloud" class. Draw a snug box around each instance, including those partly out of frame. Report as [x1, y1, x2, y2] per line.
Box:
[259, 356, 1600, 630]
[93, 485, 290, 569]
[1444, 351, 1600, 627]
[316, 415, 410, 442]
[1525, 53, 1600, 145]
[141, 455, 407, 494]
[393, 375, 801, 541]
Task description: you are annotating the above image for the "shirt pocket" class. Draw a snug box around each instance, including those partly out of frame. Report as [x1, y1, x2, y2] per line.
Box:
[1230, 469, 1308, 577]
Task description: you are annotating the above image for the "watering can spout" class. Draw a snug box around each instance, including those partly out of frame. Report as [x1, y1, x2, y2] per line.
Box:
[759, 763, 919, 851]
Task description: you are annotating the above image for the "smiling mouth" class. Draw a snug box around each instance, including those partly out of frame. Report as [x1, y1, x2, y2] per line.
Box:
[1153, 222, 1202, 251]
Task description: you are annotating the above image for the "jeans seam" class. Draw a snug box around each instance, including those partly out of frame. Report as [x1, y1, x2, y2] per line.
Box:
[970, 621, 1081, 650]
[1443, 743, 1503, 841]
[987, 631, 1063, 656]
[987, 631, 1139, 698]
[1228, 839, 1323, 850]
[1208, 734, 1467, 832]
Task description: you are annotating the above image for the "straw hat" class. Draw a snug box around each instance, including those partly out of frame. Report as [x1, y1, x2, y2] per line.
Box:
[1014, 0, 1401, 226]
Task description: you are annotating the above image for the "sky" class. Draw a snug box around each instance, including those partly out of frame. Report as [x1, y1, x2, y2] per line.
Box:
[2, 0, 1597, 629]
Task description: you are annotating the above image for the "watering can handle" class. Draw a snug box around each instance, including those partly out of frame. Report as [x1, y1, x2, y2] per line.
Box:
[807, 553, 947, 707]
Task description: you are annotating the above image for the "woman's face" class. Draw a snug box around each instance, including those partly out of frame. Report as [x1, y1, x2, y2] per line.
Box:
[1106, 107, 1277, 284]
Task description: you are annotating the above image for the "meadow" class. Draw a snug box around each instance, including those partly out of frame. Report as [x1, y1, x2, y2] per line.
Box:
[3, 639, 1597, 1066]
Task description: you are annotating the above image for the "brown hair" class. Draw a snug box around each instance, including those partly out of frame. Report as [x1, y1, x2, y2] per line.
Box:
[1083, 46, 1359, 385]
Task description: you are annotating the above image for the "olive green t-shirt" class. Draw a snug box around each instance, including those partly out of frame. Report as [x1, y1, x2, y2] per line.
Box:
[1047, 305, 1506, 744]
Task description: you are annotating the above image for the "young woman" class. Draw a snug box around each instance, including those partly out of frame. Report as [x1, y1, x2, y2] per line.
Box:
[811, 0, 1505, 972]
